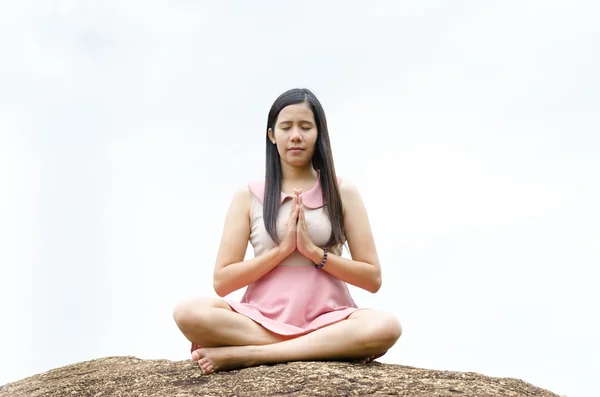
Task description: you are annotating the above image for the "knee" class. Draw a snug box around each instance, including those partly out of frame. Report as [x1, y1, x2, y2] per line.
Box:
[371, 313, 402, 346]
[172, 297, 217, 331]
[172, 299, 194, 330]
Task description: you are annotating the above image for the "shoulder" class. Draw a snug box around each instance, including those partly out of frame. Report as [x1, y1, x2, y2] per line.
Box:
[232, 184, 253, 199]
[247, 179, 266, 204]
[218, 184, 254, 225]
[229, 184, 253, 213]
[338, 177, 360, 199]
[337, 177, 365, 215]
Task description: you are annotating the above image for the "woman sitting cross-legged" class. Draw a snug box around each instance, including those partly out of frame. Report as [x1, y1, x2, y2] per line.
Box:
[173, 88, 402, 374]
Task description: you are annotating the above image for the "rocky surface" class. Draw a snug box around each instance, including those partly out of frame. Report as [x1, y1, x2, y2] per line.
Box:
[0, 356, 561, 396]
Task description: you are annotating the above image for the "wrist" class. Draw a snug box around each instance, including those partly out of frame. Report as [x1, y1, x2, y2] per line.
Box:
[273, 246, 289, 262]
[310, 245, 324, 265]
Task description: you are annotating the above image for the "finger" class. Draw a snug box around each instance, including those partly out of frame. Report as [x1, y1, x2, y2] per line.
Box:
[289, 196, 297, 217]
[297, 205, 305, 230]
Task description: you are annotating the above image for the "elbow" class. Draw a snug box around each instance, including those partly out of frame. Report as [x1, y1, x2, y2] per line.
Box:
[213, 282, 228, 298]
[213, 284, 227, 298]
[212, 273, 228, 298]
[369, 273, 382, 294]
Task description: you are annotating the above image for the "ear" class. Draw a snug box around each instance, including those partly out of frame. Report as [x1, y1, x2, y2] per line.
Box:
[268, 128, 276, 144]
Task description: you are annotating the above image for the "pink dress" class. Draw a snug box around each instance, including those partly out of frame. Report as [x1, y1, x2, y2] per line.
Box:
[191, 175, 372, 353]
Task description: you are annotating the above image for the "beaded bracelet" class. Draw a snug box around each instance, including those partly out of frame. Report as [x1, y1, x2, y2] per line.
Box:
[315, 247, 328, 269]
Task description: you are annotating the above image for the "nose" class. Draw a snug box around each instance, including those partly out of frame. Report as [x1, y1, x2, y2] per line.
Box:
[291, 127, 303, 141]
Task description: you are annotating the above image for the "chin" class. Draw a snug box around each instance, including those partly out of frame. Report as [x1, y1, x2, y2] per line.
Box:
[287, 158, 311, 167]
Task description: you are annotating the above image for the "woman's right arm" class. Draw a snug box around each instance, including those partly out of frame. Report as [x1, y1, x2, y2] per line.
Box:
[212, 186, 298, 297]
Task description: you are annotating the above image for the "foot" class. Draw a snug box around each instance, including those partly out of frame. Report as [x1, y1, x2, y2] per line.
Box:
[191, 346, 255, 374]
[356, 354, 375, 364]
[355, 351, 386, 364]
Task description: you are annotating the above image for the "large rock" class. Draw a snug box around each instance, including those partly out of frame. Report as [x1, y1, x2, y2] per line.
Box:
[0, 356, 561, 396]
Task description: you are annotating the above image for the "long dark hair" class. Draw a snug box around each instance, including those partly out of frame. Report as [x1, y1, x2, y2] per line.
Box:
[264, 88, 345, 249]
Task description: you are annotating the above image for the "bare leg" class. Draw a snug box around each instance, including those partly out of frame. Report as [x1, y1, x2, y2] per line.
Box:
[192, 310, 402, 374]
[172, 297, 285, 348]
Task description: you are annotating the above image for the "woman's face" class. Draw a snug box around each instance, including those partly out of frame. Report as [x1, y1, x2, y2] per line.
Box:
[269, 102, 318, 167]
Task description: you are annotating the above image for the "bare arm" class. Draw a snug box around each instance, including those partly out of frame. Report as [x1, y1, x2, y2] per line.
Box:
[307, 180, 382, 293]
[212, 186, 297, 297]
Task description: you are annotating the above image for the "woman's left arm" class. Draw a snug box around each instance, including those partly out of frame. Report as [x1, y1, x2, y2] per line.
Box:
[306, 180, 382, 293]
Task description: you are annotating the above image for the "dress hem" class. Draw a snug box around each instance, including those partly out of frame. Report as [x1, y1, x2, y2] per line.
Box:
[224, 299, 373, 337]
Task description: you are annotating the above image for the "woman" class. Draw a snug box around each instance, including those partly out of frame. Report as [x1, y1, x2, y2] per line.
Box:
[173, 88, 402, 374]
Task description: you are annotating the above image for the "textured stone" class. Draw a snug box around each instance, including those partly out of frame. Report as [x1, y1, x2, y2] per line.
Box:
[0, 356, 561, 396]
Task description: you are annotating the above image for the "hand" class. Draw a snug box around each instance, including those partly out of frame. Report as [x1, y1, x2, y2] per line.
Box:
[278, 195, 299, 259]
[295, 192, 318, 260]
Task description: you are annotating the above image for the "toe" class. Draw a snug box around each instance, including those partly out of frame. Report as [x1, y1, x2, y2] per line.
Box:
[191, 350, 201, 361]
[201, 363, 214, 374]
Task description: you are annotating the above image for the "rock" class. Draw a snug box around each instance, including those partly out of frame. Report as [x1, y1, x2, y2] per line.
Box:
[0, 356, 560, 396]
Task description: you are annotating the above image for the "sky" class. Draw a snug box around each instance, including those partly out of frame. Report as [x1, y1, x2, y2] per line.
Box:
[0, 1, 599, 396]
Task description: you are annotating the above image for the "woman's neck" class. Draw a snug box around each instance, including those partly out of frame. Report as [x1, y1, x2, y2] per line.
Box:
[280, 163, 318, 185]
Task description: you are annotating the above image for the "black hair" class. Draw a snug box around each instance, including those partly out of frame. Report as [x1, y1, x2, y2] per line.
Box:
[264, 88, 344, 249]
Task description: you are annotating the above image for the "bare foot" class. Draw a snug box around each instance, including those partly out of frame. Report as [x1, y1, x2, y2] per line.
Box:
[355, 351, 387, 364]
[355, 354, 375, 364]
[191, 346, 255, 374]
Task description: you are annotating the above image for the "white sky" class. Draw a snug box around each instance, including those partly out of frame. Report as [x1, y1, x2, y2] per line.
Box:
[1, 1, 599, 396]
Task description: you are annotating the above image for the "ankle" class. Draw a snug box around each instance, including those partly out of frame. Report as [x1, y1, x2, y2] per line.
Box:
[245, 345, 266, 366]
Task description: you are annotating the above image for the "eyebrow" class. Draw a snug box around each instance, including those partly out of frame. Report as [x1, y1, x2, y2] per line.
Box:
[278, 120, 315, 126]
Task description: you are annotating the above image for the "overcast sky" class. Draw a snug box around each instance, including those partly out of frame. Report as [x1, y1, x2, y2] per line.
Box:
[1, 1, 599, 396]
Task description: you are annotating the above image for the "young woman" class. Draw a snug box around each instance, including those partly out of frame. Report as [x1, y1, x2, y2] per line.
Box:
[173, 88, 402, 374]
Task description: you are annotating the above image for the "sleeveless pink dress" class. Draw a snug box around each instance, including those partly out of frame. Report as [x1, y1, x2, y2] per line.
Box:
[191, 175, 372, 353]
